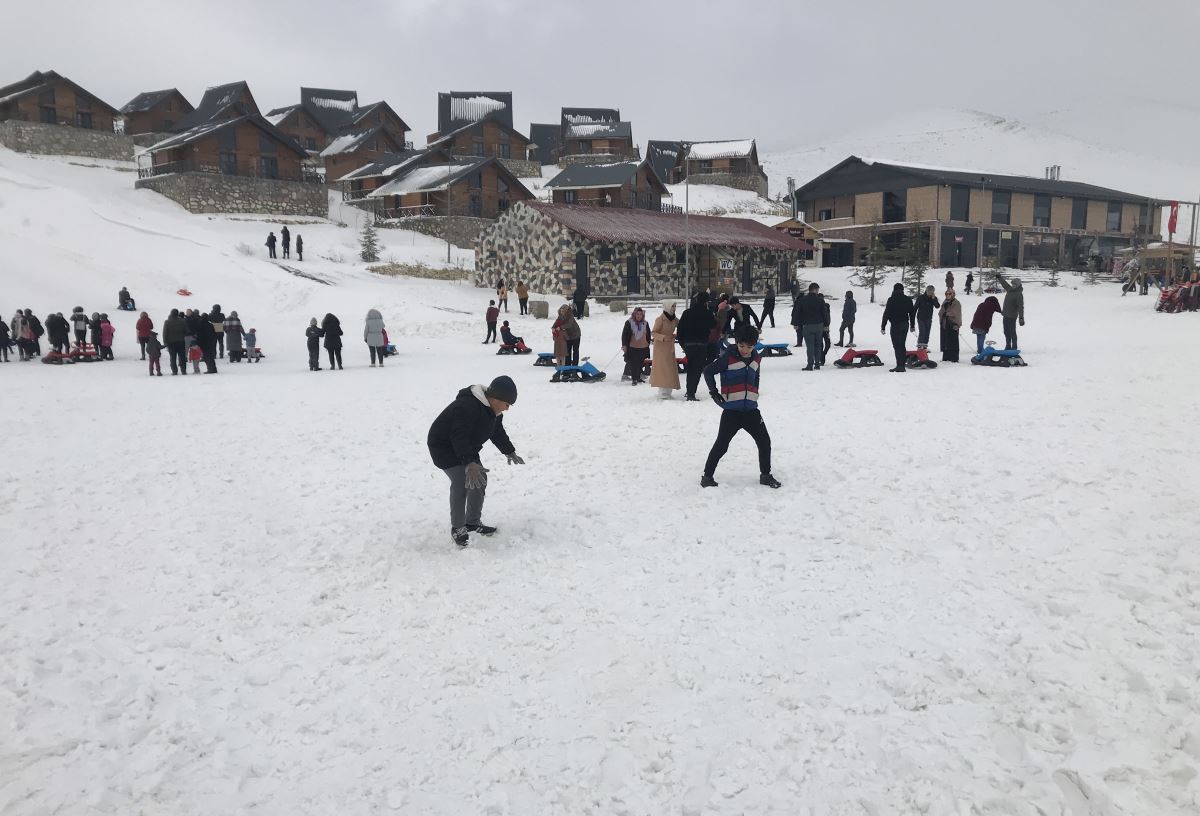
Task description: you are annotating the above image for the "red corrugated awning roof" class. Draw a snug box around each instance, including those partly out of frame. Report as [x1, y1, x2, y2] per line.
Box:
[527, 202, 813, 251]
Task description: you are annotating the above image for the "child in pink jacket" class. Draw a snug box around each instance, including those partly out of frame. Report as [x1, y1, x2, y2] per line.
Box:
[98, 315, 115, 360]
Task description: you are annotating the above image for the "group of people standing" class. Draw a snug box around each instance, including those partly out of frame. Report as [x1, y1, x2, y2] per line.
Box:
[305, 310, 394, 371]
[4, 307, 121, 362]
[265, 226, 303, 261]
[137, 305, 255, 376]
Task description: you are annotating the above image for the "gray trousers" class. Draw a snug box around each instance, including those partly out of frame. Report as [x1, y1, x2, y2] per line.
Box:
[443, 465, 485, 529]
[803, 324, 823, 367]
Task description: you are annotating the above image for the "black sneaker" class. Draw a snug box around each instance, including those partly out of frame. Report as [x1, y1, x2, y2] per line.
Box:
[452, 527, 470, 548]
[760, 474, 782, 489]
[466, 523, 497, 536]
[700, 474, 718, 488]
[684, 394, 700, 401]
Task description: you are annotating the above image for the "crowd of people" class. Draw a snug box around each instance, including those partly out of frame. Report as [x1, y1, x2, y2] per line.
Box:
[264, 226, 303, 261]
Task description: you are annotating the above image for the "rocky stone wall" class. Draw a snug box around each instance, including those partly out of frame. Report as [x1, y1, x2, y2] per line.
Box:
[134, 172, 328, 217]
[686, 172, 768, 198]
[0, 119, 136, 161]
[379, 216, 492, 249]
[498, 158, 542, 178]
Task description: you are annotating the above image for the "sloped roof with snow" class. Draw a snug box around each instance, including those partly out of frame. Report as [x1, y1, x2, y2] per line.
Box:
[0, 70, 118, 115]
[300, 87, 359, 134]
[121, 89, 192, 115]
[543, 160, 665, 193]
[264, 104, 297, 126]
[319, 126, 400, 157]
[335, 149, 432, 182]
[565, 121, 632, 139]
[438, 91, 512, 133]
[687, 139, 755, 161]
[369, 159, 491, 197]
[146, 115, 306, 157]
[525, 202, 812, 250]
[172, 81, 257, 131]
[646, 140, 685, 182]
[351, 101, 409, 133]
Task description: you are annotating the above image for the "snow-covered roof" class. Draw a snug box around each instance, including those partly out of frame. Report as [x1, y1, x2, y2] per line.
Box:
[450, 95, 506, 123]
[335, 149, 440, 182]
[311, 94, 356, 112]
[564, 121, 632, 140]
[320, 132, 363, 157]
[687, 139, 755, 161]
[369, 161, 485, 197]
[264, 108, 293, 126]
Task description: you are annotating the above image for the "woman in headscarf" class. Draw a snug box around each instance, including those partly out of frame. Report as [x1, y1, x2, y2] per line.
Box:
[620, 306, 651, 385]
[650, 301, 681, 399]
[938, 289, 962, 363]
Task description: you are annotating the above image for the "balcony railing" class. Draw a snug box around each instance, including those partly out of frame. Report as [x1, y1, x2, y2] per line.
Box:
[137, 158, 322, 185]
[566, 197, 683, 215]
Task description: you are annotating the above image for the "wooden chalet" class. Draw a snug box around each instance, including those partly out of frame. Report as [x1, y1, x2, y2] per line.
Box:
[0, 70, 119, 132]
[120, 89, 194, 135]
[267, 88, 409, 154]
[170, 81, 259, 132]
[320, 127, 409, 186]
[646, 140, 686, 185]
[139, 115, 314, 184]
[337, 148, 450, 203]
[426, 112, 531, 161]
[559, 107, 636, 162]
[366, 156, 534, 220]
[683, 139, 767, 195]
[542, 160, 674, 213]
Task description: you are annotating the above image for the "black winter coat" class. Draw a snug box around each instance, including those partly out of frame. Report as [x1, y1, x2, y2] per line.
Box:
[915, 293, 940, 321]
[196, 319, 216, 353]
[822, 299, 831, 329]
[321, 316, 343, 349]
[842, 298, 857, 321]
[306, 325, 324, 347]
[676, 304, 716, 345]
[162, 315, 186, 344]
[882, 292, 916, 331]
[185, 312, 203, 337]
[791, 292, 825, 326]
[427, 385, 516, 469]
[723, 304, 759, 334]
[45, 314, 68, 342]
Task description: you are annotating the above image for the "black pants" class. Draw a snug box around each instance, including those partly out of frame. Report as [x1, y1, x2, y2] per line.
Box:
[74, 329, 86, 344]
[202, 346, 217, 373]
[822, 331, 831, 364]
[566, 338, 580, 366]
[623, 347, 649, 382]
[327, 347, 343, 368]
[519, 298, 528, 315]
[704, 409, 771, 478]
[917, 315, 932, 346]
[308, 341, 320, 370]
[484, 322, 496, 343]
[838, 319, 855, 345]
[761, 302, 775, 328]
[941, 326, 960, 362]
[216, 332, 225, 357]
[683, 343, 707, 397]
[890, 324, 909, 369]
[167, 341, 186, 374]
[369, 345, 385, 364]
[139, 338, 148, 358]
[268, 246, 276, 258]
[0, 343, 7, 361]
[283, 244, 290, 258]
[1002, 317, 1018, 350]
[573, 300, 585, 319]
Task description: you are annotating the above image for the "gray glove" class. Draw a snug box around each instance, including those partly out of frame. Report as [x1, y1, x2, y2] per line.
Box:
[464, 461, 488, 490]
[506, 453, 525, 465]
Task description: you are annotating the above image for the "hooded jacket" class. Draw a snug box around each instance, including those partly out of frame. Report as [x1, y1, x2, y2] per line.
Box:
[676, 293, 717, 345]
[842, 296, 857, 321]
[364, 309, 386, 346]
[915, 292, 941, 321]
[162, 311, 186, 344]
[135, 315, 154, 339]
[881, 287, 916, 331]
[427, 385, 515, 469]
[998, 275, 1025, 321]
[321, 314, 343, 349]
[970, 297, 1003, 332]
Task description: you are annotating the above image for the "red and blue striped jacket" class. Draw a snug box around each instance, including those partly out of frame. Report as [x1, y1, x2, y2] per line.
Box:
[703, 347, 761, 411]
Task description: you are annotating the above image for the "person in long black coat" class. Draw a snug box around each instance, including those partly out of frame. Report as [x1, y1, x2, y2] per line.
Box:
[321, 313, 344, 370]
[761, 284, 776, 328]
[305, 318, 324, 370]
[195, 313, 218, 374]
[880, 283, 916, 372]
[162, 308, 187, 374]
[266, 231, 277, 259]
[281, 226, 291, 259]
[677, 292, 718, 401]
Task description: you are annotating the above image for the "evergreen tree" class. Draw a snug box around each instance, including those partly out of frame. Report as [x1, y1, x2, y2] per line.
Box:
[899, 225, 930, 295]
[359, 220, 380, 263]
[850, 228, 889, 304]
[1046, 257, 1061, 287]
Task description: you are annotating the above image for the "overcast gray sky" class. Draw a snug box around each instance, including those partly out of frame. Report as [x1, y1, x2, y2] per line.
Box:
[5, 0, 1194, 152]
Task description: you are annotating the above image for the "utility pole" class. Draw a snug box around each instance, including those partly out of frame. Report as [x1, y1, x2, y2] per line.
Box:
[684, 171, 690, 301]
[446, 157, 452, 265]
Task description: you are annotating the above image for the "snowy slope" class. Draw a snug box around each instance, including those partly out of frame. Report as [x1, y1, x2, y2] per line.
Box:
[2, 151, 1200, 816]
[764, 108, 1200, 238]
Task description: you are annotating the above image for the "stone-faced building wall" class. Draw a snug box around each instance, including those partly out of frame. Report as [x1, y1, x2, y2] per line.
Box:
[135, 172, 328, 217]
[0, 119, 135, 161]
[684, 172, 768, 198]
[382, 215, 492, 249]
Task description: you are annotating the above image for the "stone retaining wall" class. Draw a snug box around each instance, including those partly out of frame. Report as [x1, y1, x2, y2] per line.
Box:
[0, 119, 136, 161]
[134, 172, 328, 217]
[379, 215, 492, 249]
[686, 172, 768, 198]
[498, 158, 542, 178]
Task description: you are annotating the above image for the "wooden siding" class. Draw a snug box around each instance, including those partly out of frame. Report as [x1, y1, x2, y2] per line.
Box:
[0, 80, 116, 132]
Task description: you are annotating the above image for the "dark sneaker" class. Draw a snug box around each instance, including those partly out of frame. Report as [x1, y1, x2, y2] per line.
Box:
[700, 474, 718, 488]
[452, 527, 470, 548]
[465, 523, 497, 536]
[760, 474, 782, 489]
[684, 394, 700, 401]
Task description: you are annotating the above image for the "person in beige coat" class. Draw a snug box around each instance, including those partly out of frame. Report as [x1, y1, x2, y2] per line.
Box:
[552, 304, 570, 366]
[938, 288, 963, 362]
[650, 301, 681, 399]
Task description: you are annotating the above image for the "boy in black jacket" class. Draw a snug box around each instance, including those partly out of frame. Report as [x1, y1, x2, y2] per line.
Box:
[427, 376, 525, 547]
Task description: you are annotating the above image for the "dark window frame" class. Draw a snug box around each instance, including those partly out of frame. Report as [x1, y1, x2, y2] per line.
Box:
[469, 171, 483, 190]
[75, 111, 93, 129]
[563, 190, 577, 204]
[949, 185, 970, 222]
[817, 207, 833, 221]
[882, 190, 907, 223]
[598, 246, 613, 262]
[1033, 194, 1051, 228]
[75, 92, 92, 111]
[675, 247, 686, 264]
[219, 151, 238, 175]
[257, 155, 279, 179]
[991, 190, 1011, 225]
[1106, 201, 1122, 232]
[305, 137, 316, 150]
[497, 143, 510, 159]
[1071, 198, 1088, 230]
[40, 105, 57, 124]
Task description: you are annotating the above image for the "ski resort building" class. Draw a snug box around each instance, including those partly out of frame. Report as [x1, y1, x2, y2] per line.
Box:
[423, 92, 537, 177]
[475, 201, 811, 297]
[266, 88, 410, 155]
[557, 107, 637, 166]
[170, 81, 260, 133]
[120, 89, 194, 135]
[542, 160, 675, 213]
[791, 156, 1163, 270]
[320, 127, 409, 187]
[0, 70, 119, 132]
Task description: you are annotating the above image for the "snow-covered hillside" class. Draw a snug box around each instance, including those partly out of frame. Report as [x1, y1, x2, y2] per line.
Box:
[764, 107, 1200, 237]
[2, 150, 1199, 816]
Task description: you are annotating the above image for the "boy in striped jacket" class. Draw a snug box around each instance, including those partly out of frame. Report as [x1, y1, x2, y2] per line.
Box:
[700, 324, 781, 489]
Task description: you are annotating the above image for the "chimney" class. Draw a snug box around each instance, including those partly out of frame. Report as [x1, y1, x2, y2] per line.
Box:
[787, 176, 797, 220]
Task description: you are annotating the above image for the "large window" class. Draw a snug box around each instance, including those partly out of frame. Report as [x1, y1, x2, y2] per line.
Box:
[469, 195, 482, 217]
[991, 190, 1011, 225]
[882, 190, 907, 223]
[1033, 194, 1051, 227]
[816, 207, 833, 221]
[563, 190, 577, 204]
[1071, 198, 1088, 230]
[38, 88, 55, 124]
[305, 137, 316, 150]
[219, 151, 238, 175]
[472, 141, 485, 156]
[76, 112, 93, 129]
[258, 156, 278, 179]
[1138, 203, 1151, 234]
[950, 185, 970, 222]
[469, 172, 482, 189]
[1106, 201, 1122, 232]
[75, 92, 91, 111]
[497, 143, 510, 159]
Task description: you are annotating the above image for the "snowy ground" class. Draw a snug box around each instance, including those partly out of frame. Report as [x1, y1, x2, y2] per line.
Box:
[2, 150, 1200, 815]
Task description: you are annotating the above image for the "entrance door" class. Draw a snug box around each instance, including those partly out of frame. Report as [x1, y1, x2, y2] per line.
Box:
[778, 259, 790, 290]
[575, 251, 589, 292]
[742, 258, 753, 292]
[626, 256, 639, 294]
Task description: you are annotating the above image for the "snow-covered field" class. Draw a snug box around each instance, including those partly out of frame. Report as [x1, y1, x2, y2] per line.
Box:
[2, 149, 1199, 815]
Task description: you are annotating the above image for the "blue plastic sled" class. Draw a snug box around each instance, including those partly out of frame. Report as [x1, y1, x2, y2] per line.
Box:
[551, 360, 607, 382]
[971, 347, 1027, 367]
[755, 341, 792, 357]
[534, 352, 557, 367]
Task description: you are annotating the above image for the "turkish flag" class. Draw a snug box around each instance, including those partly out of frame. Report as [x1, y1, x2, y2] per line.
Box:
[1169, 201, 1179, 235]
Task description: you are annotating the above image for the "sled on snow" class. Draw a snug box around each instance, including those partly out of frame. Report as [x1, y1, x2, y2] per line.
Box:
[116, 302, 137, 312]
[971, 346, 1027, 367]
[832, 348, 884, 368]
[496, 342, 532, 355]
[42, 351, 76, 365]
[230, 347, 264, 363]
[903, 348, 938, 369]
[71, 343, 101, 362]
[642, 356, 688, 375]
[533, 352, 557, 367]
[755, 341, 793, 357]
[551, 360, 607, 382]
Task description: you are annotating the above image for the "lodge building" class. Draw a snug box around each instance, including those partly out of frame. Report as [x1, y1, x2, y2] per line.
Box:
[792, 156, 1163, 270]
